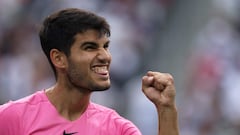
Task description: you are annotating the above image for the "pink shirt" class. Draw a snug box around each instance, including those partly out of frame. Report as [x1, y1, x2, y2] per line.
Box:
[0, 91, 141, 135]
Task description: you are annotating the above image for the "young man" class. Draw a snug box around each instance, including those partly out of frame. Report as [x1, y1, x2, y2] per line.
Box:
[0, 8, 179, 135]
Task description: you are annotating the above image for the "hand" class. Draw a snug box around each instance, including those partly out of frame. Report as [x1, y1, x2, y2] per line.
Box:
[142, 71, 176, 108]
[142, 71, 179, 135]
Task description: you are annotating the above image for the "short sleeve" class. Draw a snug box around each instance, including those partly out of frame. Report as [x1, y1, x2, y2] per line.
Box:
[109, 111, 142, 135]
[121, 120, 142, 135]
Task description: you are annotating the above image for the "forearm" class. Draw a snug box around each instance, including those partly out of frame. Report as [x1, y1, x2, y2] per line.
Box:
[157, 105, 179, 135]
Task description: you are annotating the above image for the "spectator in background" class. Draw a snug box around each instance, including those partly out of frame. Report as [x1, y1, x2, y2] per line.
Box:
[220, 47, 240, 134]
[181, 17, 240, 135]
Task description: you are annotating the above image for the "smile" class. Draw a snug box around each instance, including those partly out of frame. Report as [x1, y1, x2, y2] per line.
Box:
[91, 66, 109, 75]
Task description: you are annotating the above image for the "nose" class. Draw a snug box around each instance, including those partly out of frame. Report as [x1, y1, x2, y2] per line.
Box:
[97, 48, 111, 63]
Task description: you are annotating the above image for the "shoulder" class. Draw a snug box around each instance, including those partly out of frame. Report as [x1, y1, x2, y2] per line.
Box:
[0, 90, 47, 134]
[87, 102, 142, 135]
[0, 90, 47, 121]
[87, 102, 119, 118]
[0, 100, 23, 134]
[88, 102, 131, 122]
[88, 102, 115, 112]
[0, 100, 23, 127]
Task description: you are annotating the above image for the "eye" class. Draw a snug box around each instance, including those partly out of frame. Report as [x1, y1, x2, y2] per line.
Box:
[104, 42, 110, 50]
[82, 42, 98, 51]
[85, 45, 97, 50]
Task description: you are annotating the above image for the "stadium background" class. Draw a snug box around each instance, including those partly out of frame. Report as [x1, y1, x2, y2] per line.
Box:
[1, 0, 240, 134]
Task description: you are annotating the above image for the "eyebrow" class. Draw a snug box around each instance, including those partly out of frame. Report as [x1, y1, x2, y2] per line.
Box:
[81, 40, 110, 46]
[81, 41, 98, 46]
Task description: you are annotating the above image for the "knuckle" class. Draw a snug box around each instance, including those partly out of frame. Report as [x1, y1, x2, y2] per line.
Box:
[165, 73, 174, 84]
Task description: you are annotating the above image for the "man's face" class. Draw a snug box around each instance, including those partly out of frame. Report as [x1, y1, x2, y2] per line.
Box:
[66, 29, 111, 92]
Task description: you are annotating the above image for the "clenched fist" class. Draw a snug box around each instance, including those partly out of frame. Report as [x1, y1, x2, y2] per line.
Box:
[142, 71, 179, 135]
[142, 71, 176, 108]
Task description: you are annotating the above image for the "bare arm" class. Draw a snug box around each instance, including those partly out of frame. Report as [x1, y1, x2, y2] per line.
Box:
[142, 71, 179, 135]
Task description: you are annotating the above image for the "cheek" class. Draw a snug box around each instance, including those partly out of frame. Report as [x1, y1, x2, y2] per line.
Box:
[68, 58, 83, 74]
[67, 58, 92, 79]
[67, 63, 90, 89]
[68, 64, 84, 79]
[68, 53, 91, 69]
[67, 53, 96, 77]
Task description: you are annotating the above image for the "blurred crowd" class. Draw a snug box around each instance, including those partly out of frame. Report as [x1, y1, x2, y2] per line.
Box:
[0, 0, 170, 135]
[1, 0, 240, 135]
[180, 0, 240, 135]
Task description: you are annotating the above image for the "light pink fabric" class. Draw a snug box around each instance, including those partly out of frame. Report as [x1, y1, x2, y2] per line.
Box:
[0, 91, 141, 135]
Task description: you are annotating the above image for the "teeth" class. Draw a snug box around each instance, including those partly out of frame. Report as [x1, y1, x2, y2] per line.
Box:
[92, 66, 108, 74]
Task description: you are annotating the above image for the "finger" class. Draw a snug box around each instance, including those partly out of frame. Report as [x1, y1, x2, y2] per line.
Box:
[142, 75, 154, 87]
[145, 71, 165, 90]
[147, 71, 174, 86]
[146, 71, 155, 76]
[153, 80, 165, 91]
[142, 75, 155, 92]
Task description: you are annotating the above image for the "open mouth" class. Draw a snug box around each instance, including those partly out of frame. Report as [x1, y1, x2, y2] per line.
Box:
[91, 66, 109, 75]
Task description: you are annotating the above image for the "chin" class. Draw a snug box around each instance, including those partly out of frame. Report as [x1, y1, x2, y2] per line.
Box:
[92, 84, 111, 92]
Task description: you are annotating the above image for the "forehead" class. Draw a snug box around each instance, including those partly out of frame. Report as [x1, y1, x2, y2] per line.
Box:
[74, 29, 109, 44]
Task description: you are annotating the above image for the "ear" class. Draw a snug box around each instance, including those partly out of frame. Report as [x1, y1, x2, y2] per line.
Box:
[50, 49, 67, 69]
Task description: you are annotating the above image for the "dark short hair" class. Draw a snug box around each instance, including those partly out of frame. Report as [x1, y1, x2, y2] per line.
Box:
[39, 8, 111, 77]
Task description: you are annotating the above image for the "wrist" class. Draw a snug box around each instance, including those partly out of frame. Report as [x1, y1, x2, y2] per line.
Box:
[155, 100, 177, 110]
[157, 104, 179, 135]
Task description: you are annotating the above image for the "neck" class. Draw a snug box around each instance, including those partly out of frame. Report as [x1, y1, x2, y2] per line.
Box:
[45, 83, 91, 121]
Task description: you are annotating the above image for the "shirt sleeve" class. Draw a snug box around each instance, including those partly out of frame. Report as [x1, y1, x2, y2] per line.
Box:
[121, 120, 142, 135]
[110, 111, 142, 135]
[0, 103, 23, 135]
